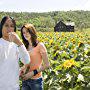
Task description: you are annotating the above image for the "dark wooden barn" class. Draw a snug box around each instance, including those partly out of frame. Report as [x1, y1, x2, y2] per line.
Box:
[54, 21, 75, 32]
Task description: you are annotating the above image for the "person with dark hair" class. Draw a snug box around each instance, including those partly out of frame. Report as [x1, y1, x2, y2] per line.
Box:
[0, 16, 30, 90]
[20, 23, 50, 90]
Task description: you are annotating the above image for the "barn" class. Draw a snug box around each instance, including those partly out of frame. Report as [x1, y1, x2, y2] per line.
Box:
[54, 20, 75, 32]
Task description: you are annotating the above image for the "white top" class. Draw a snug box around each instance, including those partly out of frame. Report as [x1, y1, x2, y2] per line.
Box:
[0, 38, 30, 90]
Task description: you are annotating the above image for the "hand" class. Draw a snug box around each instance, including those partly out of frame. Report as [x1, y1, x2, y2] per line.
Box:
[19, 64, 30, 76]
[19, 67, 26, 77]
[9, 32, 23, 45]
[22, 71, 34, 80]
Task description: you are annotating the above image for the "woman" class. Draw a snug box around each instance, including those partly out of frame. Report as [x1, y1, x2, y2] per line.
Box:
[20, 23, 50, 90]
[0, 16, 30, 90]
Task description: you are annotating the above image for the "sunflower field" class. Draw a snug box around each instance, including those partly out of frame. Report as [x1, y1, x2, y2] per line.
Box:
[18, 29, 90, 90]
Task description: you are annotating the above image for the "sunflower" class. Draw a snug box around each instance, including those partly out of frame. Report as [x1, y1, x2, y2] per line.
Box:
[63, 59, 75, 69]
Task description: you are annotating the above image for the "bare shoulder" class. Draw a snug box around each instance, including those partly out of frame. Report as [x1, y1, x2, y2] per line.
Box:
[38, 42, 47, 52]
[38, 42, 45, 47]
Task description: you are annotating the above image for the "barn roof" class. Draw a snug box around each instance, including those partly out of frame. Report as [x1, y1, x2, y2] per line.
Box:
[65, 22, 75, 26]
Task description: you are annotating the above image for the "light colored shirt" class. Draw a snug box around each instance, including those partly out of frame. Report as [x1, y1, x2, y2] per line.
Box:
[0, 38, 30, 90]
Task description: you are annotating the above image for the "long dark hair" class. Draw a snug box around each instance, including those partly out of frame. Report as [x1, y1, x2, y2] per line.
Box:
[21, 24, 38, 49]
[0, 16, 16, 38]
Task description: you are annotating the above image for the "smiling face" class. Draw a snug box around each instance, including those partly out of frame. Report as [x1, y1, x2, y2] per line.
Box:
[21, 24, 38, 48]
[22, 27, 31, 41]
[2, 18, 15, 40]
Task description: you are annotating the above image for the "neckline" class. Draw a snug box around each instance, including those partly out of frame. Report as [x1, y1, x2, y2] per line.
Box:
[1, 38, 10, 43]
[28, 43, 39, 52]
[1, 38, 13, 45]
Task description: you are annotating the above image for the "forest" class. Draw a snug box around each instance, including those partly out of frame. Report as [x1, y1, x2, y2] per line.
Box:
[0, 10, 90, 32]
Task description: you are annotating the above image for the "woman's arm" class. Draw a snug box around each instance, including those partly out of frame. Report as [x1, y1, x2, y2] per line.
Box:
[18, 45, 30, 64]
[9, 32, 30, 64]
[37, 43, 50, 72]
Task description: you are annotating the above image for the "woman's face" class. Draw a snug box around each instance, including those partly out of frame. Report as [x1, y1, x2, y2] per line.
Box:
[2, 18, 15, 40]
[22, 27, 31, 41]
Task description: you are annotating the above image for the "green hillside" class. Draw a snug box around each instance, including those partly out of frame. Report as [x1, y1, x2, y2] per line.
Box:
[0, 10, 90, 32]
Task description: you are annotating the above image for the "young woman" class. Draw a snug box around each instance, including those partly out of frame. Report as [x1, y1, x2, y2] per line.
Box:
[0, 16, 30, 90]
[20, 23, 50, 90]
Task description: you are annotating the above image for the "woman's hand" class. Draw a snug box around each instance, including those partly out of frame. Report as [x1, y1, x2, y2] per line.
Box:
[22, 71, 34, 80]
[19, 66, 27, 77]
[9, 32, 23, 46]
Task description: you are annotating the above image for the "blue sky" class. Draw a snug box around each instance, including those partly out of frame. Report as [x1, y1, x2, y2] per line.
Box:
[0, 0, 90, 12]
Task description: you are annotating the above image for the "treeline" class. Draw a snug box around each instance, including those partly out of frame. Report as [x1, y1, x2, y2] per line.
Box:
[0, 10, 90, 32]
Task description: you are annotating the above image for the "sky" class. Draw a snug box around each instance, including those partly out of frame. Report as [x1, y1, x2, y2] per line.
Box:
[0, 0, 90, 13]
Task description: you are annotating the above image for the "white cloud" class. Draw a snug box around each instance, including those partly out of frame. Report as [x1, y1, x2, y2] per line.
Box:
[0, 1, 3, 5]
[84, 0, 90, 10]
